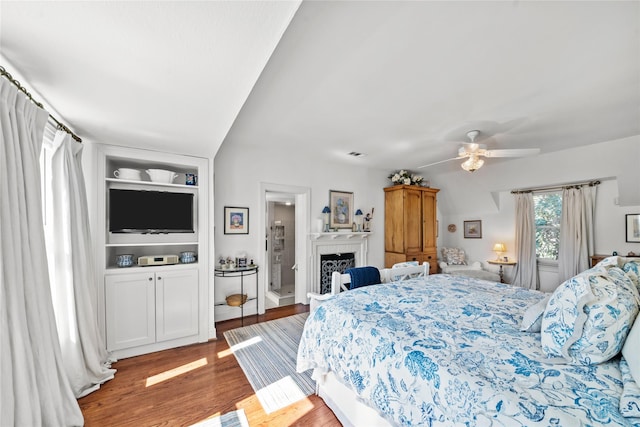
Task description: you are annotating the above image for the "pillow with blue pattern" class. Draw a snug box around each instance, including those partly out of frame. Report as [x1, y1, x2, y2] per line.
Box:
[619, 357, 640, 418]
[520, 294, 551, 333]
[540, 265, 640, 365]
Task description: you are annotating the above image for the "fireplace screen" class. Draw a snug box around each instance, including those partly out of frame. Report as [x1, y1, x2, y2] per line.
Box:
[320, 252, 355, 294]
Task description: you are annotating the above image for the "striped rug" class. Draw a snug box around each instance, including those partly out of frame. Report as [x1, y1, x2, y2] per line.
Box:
[190, 409, 249, 427]
[223, 313, 314, 413]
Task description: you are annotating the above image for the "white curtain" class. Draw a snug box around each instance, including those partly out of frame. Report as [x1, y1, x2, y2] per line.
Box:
[511, 192, 539, 289]
[0, 80, 83, 425]
[43, 130, 116, 398]
[557, 185, 597, 282]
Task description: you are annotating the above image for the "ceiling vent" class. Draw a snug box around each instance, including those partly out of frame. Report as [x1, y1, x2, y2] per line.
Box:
[348, 151, 366, 157]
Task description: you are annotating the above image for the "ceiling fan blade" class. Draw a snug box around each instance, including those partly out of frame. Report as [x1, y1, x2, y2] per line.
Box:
[417, 156, 465, 169]
[483, 148, 540, 158]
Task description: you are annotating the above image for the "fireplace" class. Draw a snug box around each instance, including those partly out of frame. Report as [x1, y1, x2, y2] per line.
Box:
[320, 253, 355, 294]
[309, 232, 369, 295]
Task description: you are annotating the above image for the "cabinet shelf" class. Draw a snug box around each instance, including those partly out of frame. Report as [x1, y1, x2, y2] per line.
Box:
[105, 262, 198, 273]
[105, 177, 198, 189]
[106, 242, 199, 247]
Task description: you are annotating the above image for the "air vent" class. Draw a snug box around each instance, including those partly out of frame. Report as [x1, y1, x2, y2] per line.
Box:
[348, 152, 366, 157]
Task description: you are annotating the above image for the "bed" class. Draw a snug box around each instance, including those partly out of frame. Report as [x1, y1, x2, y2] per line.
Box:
[297, 259, 640, 426]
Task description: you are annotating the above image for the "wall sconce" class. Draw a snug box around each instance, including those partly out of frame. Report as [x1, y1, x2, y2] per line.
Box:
[355, 209, 363, 231]
[493, 243, 506, 260]
[322, 206, 331, 232]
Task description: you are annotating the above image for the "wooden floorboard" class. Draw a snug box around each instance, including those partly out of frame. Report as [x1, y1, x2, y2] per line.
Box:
[79, 304, 340, 426]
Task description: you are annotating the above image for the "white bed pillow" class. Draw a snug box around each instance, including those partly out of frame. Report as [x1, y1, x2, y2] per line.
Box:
[622, 316, 640, 384]
[520, 294, 551, 333]
[540, 266, 640, 365]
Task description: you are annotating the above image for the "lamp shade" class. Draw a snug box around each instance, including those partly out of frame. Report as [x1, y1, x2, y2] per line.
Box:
[493, 243, 506, 253]
[322, 206, 331, 214]
[355, 209, 363, 216]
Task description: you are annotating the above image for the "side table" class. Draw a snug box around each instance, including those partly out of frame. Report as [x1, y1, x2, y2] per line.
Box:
[214, 266, 258, 325]
[487, 259, 517, 283]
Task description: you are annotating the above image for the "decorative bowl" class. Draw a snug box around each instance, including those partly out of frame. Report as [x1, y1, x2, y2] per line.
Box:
[145, 169, 179, 183]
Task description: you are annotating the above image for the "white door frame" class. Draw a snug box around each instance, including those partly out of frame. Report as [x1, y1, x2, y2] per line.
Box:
[258, 182, 310, 313]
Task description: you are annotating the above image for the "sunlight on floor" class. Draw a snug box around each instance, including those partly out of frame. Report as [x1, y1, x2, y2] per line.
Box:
[217, 335, 263, 358]
[145, 357, 208, 387]
[256, 375, 309, 413]
[234, 393, 315, 423]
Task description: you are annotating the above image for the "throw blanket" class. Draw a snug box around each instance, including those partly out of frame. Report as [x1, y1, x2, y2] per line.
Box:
[345, 266, 381, 289]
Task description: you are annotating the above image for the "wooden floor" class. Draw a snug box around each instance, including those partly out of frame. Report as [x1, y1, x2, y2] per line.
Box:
[79, 304, 340, 426]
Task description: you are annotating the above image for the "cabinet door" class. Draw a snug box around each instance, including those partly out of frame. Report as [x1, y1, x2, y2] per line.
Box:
[105, 273, 155, 351]
[403, 188, 423, 252]
[422, 190, 437, 250]
[156, 269, 199, 342]
[385, 188, 405, 253]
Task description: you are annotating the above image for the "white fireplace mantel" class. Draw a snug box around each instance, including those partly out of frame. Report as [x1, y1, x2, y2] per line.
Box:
[309, 232, 371, 240]
[309, 232, 370, 294]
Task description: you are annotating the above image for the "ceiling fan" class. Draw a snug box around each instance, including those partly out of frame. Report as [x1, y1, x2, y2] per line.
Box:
[418, 130, 540, 172]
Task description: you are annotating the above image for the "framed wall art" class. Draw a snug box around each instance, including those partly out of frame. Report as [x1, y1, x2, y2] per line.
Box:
[626, 213, 640, 243]
[463, 220, 482, 238]
[329, 190, 353, 229]
[224, 206, 249, 235]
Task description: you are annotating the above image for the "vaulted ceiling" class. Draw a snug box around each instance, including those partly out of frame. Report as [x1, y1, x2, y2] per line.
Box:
[1, 1, 638, 174]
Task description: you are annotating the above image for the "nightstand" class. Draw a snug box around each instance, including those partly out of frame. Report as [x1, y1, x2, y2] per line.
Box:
[487, 259, 517, 283]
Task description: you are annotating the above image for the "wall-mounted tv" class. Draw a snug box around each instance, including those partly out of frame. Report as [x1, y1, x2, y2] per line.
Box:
[109, 189, 194, 233]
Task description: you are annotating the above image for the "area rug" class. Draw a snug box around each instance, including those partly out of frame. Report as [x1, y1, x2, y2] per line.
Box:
[190, 409, 249, 427]
[223, 313, 314, 413]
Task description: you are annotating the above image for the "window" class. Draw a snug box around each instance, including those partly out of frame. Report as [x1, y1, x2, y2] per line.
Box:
[534, 192, 562, 260]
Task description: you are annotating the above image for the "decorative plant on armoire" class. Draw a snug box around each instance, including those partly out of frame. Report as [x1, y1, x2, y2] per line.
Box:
[388, 170, 425, 186]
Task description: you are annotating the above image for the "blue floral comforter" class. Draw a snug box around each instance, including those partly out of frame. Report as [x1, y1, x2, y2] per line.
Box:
[296, 275, 637, 426]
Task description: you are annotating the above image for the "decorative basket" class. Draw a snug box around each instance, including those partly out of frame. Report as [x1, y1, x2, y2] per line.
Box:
[226, 293, 248, 307]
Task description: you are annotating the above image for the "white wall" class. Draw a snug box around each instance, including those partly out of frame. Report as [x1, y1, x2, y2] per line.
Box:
[434, 136, 640, 291]
[213, 136, 638, 319]
[213, 143, 388, 321]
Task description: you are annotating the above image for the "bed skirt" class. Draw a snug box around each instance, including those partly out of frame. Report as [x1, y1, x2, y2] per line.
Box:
[314, 369, 391, 427]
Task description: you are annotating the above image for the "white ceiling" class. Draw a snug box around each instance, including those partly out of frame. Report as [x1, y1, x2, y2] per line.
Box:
[1, 1, 639, 173]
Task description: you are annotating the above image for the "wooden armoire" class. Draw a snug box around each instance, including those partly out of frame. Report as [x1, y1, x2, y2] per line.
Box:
[384, 185, 439, 274]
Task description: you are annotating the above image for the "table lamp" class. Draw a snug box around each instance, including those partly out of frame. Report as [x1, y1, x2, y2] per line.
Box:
[355, 209, 363, 231]
[493, 243, 506, 260]
[322, 206, 331, 232]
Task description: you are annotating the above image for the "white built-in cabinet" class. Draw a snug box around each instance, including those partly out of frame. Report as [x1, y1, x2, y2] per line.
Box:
[94, 144, 210, 359]
[105, 269, 199, 351]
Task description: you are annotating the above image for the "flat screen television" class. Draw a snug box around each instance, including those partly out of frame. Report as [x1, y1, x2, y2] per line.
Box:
[109, 189, 194, 233]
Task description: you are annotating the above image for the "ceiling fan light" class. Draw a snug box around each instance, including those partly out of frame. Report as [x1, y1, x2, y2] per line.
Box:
[461, 156, 484, 172]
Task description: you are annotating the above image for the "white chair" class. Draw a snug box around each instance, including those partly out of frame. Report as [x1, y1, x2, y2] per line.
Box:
[307, 263, 429, 311]
[387, 261, 429, 281]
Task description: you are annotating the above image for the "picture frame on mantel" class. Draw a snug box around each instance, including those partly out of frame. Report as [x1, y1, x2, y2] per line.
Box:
[464, 220, 482, 238]
[224, 206, 249, 235]
[626, 213, 640, 243]
[329, 190, 353, 229]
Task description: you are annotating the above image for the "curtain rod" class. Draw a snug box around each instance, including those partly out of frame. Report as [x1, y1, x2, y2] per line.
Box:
[511, 180, 601, 194]
[0, 65, 82, 143]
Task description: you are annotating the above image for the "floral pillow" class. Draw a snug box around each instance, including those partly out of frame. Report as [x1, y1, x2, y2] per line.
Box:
[619, 357, 640, 418]
[441, 247, 466, 265]
[623, 259, 640, 291]
[520, 294, 551, 333]
[540, 266, 640, 365]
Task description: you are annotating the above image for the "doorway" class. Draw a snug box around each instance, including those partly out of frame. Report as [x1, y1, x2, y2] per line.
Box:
[266, 194, 295, 307]
[259, 183, 309, 313]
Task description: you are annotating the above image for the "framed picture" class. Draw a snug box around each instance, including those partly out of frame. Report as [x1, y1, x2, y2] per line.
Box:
[329, 190, 353, 229]
[626, 214, 640, 243]
[224, 206, 249, 235]
[463, 220, 482, 238]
